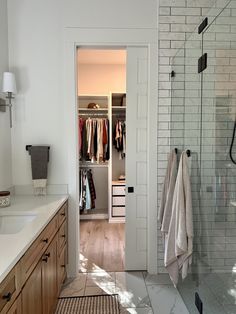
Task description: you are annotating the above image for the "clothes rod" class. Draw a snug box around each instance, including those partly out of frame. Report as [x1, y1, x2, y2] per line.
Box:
[79, 113, 108, 116]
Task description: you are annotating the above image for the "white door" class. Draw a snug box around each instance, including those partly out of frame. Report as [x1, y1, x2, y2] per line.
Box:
[126, 46, 148, 270]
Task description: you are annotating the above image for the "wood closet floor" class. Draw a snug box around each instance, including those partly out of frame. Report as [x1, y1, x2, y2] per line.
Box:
[80, 220, 125, 272]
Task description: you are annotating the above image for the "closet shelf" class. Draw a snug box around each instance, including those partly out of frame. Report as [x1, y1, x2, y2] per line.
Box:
[78, 95, 109, 100]
[78, 108, 108, 111]
[112, 106, 126, 109]
[80, 162, 109, 168]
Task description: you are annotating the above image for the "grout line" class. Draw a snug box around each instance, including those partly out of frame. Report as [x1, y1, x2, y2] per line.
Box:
[142, 271, 154, 314]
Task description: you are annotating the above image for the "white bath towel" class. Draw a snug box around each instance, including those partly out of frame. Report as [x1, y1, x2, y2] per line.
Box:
[165, 151, 193, 287]
[158, 149, 178, 234]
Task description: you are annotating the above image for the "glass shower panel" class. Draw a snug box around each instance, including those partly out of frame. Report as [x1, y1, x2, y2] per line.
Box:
[200, 1, 236, 313]
[174, 30, 203, 314]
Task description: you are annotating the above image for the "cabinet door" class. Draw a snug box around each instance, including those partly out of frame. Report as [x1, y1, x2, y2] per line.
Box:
[22, 263, 42, 314]
[42, 237, 58, 314]
[7, 294, 21, 314]
[57, 245, 66, 290]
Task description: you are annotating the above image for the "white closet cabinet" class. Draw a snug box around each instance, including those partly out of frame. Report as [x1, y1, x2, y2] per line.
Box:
[78, 93, 126, 223]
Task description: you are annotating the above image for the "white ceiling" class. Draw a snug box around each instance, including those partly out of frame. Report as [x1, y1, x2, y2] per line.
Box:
[78, 49, 126, 65]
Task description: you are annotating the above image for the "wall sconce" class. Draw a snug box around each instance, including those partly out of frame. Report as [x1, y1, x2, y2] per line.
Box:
[1, 72, 17, 128]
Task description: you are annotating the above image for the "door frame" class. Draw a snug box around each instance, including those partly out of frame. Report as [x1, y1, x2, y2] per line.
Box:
[64, 28, 158, 277]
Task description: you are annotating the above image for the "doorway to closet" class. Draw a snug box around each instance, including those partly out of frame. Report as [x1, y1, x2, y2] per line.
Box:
[77, 48, 126, 272]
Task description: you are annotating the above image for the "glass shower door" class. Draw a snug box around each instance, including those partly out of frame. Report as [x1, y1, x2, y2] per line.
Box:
[200, 1, 236, 313]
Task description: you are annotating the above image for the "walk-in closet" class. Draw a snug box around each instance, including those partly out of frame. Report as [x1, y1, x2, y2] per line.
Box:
[77, 49, 126, 272]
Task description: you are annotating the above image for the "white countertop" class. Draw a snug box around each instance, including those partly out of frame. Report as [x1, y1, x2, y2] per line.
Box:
[0, 195, 68, 283]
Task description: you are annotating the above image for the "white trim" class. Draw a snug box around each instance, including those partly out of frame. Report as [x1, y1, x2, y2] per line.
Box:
[64, 27, 157, 276]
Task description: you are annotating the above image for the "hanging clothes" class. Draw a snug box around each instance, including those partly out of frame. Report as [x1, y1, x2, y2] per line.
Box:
[79, 169, 96, 212]
[79, 118, 110, 163]
[113, 120, 126, 159]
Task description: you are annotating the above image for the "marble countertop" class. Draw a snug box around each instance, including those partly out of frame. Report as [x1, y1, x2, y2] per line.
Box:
[0, 195, 68, 283]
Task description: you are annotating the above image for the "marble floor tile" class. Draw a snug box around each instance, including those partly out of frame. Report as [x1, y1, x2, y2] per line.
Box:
[202, 273, 236, 306]
[147, 285, 189, 314]
[84, 286, 107, 296]
[86, 272, 116, 287]
[60, 273, 87, 297]
[121, 308, 153, 314]
[143, 273, 172, 285]
[115, 272, 151, 308]
[225, 305, 236, 314]
[178, 277, 226, 314]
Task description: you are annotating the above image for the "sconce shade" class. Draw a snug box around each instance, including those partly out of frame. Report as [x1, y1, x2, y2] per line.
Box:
[2, 72, 17, 94]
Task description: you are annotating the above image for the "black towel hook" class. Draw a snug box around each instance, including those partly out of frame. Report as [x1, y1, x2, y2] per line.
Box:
[186, 149, 191, 157]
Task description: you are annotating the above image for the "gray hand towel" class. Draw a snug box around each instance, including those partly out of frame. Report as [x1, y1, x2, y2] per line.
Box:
[30, 146, 49, 195]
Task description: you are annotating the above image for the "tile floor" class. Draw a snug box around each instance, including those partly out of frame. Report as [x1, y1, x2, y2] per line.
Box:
[178, 273, 236, 314]
[60, 272, 189, 314]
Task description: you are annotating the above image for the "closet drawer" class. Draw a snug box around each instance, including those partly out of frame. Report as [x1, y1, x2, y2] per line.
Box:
[112, 196, 125, 206]
[112, 186, 125, 196]
[112, 207, 125, 217]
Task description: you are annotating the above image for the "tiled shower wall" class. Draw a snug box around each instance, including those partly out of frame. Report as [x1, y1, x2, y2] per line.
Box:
[157, 0, 235, 273]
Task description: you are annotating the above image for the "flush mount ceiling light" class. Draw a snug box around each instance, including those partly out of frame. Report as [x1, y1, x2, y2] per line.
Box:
[1, 72, 17, 128]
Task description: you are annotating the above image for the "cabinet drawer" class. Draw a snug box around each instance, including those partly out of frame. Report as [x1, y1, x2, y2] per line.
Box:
[58, 221, 67, 254]
[112, 207, 125, 217]
[21, 215, 58, 283]
[112, 185, 125, 196]
[112, 196, 125, 206]
[0, 264, 20, 313]
[58, 202, 67, 227]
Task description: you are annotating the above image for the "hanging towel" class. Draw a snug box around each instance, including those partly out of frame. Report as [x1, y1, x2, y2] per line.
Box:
[30, 146, 49, 196]
[165, 151, 193, 287]
[158, 149, 177, 234]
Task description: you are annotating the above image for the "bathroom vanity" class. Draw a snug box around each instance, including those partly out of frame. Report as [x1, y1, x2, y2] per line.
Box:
[0, 196, 68, 314]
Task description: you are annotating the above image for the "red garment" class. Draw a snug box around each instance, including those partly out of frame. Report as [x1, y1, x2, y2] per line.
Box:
[79, 118, 84, 152]
[103, 119, 108, 145]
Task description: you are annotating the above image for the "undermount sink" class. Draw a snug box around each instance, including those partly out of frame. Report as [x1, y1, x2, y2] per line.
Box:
[0, 213, 37, 234]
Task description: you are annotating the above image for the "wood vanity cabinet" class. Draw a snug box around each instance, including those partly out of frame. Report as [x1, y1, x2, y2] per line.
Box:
[22, 262, 42, 314]
[0, 200, 68, 314]
[42, 237, 58, 314]
[5, 295, 21, 314]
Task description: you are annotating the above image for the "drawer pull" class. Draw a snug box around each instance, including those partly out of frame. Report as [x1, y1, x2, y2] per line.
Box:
[61, 265, 66, 268]
[42, 238, 48, 243]
[42, 257, 48, 263]
[60, 212, 65, 216]
[45, 253, 50, 258]
[2, 292, 12, 302]
[61, 235, 66, 238]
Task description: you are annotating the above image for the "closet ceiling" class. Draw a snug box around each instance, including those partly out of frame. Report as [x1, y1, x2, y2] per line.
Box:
[78, 49, 126, 65]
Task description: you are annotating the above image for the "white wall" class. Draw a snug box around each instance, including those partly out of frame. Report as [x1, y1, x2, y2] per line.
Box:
[8, 0, 66, 185]
[8, 0, 157, 186]
[7, 0, 157, 276]
[63, 0, 157, 29]
[0, 0, 12, 190]
[78, 64, 126, 95]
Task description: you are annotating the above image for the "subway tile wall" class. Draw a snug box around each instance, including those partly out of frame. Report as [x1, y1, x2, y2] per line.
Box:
[157, 0, 236, 274]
